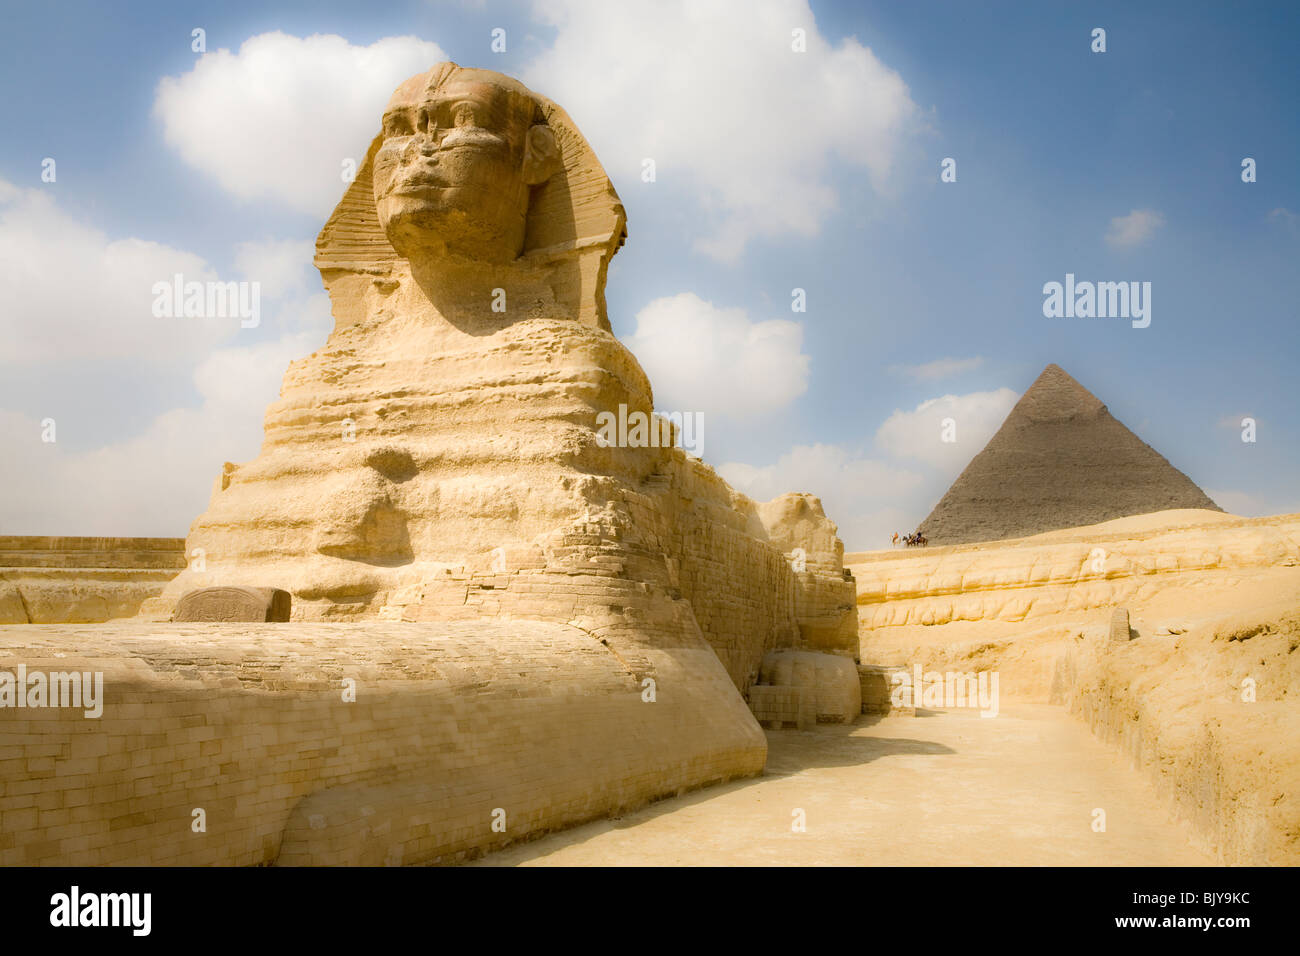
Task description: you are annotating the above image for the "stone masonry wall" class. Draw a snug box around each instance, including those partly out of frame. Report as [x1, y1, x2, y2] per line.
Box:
[1, 537, 185, 625]
[0, 621, 765, 866]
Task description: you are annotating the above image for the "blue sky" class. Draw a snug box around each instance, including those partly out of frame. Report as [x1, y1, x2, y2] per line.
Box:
[1, 0, 1296, 547]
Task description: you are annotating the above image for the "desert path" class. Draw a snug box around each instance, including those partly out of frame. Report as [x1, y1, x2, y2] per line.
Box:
[475, 704, 1213, 866]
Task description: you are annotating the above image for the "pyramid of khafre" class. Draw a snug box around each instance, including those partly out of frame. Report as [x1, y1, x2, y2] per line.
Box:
[918, 363, 1222, 545]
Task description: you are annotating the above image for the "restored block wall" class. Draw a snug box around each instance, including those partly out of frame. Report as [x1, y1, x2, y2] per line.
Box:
[0, 537, 185, 625]
[756, 650, 861, 723]
[858, 664, 914, 716]
[635, 461, 856, 690]
[0, 537, 186, 571]
[0, 621, 766, 866]
[366, 464, 853, 694]
[791, 571, 857, 654]
[748, 685, 813, 730]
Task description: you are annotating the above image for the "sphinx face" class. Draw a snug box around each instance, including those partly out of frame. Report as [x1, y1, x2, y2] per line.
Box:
[373, 71, 540, 265]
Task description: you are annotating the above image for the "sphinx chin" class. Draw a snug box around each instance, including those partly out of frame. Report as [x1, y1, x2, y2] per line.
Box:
[380, 199, 525, 266]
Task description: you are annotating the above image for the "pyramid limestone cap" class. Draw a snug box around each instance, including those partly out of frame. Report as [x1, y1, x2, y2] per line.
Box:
[1014, 363, 1106, 422]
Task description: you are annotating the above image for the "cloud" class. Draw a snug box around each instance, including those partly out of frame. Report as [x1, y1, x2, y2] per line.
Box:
[717, 387, 1022, 549]
[719, 443, 924, 550]
[0, 181, 333, 368]
[0, 180, 238, 363]
[874, 388, 1017, 469]
[232, 238, 334, 333]
[1105, 208, 1165, 248]
[890, 355, 984, 381]
[624, 292, 809, 420]
[0, 330, 325, 535]
[716, 387, 1016, 549]
[0, 178, 334, 533]
[153, 32, 446, 216]
[523, 0, 920, 261]
[234, 239, 315, 299]
[1216, 413, 1260, 432]
[1267, 207, 1298, 232]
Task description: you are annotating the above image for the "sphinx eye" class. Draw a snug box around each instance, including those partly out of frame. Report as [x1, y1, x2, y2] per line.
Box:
[452, 102, 477, 127]
[383, 112, 414, 137]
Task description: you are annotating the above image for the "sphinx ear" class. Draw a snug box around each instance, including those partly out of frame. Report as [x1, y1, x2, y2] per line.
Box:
[522, 125, 561, 185]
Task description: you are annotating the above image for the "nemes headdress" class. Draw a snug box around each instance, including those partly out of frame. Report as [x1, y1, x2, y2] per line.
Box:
[314, 62, 626, 331]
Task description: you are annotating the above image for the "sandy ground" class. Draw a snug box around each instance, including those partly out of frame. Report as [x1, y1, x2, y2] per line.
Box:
[475, 704, 1212, 866]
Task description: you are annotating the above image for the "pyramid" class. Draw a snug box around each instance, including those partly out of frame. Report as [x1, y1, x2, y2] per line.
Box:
[918, 364, 1221, 545]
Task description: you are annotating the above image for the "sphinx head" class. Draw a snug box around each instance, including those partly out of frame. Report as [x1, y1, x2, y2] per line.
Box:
[318, 63, 626, 330]
[371, 66, 562, 265]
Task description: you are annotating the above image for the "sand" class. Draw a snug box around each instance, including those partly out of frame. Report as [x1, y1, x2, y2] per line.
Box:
[475, 705, 1211, 866]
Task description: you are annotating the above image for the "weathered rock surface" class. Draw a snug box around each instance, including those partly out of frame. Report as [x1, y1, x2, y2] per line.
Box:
[758, 493, 858, 655]
[850, 508, 1300, 864]
[156, 63, 855, 692]
[174, 587, 291, 623]
[1056, 603, 1300, 865]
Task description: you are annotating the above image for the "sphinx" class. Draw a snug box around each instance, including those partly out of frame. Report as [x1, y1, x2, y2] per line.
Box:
[157, 62, 857, 693]
[0, 63, 863, 868]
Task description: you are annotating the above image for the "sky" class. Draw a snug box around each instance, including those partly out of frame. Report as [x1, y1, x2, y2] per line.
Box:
[0, 0, 1296, 549]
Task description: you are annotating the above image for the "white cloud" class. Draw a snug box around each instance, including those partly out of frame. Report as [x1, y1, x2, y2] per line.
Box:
[1105, 208, 1165, 248]
[625, 292, 809, 419]
[1216, 413, 1261, 432]
[1267, 207, 1298, 232]
[719, 389, 1020, 551]
[0, 181, 236, 363]
[234, 239, 316, 299]
[719, 443, 924, 550]
[0, 179, 334, 533]
[153, 32, 446, 217]
[232, 238, 334, 333]
[874, 388, 1017, 469]
[720, 389, 1018, 551]
[0, 330, 324, 535]
[524, 0, 920, 261]
[0, 181, 333, 366]
[890, 355, 983, 381]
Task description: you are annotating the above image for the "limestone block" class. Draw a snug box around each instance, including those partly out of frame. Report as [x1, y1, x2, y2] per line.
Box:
[1109, 606, 1132, 642]
[758, 650, 861, 723]
[174, 587, 291, 623]
[0, 537, 184, 625]
[858, 664, 914, 716]
[0, 621, 766, 866]
[748, 684, 813, 730]
[0, 581, 25, 623]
